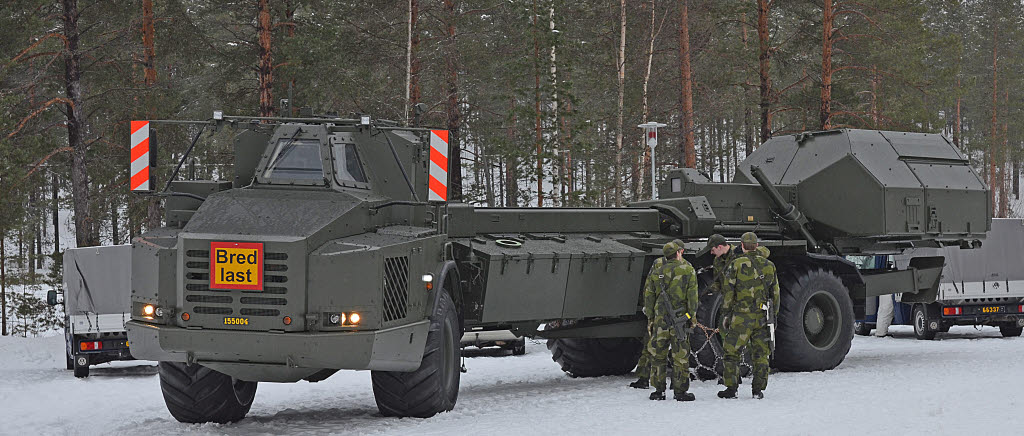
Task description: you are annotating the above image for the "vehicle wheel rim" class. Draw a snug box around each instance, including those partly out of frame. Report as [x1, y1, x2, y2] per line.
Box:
[915, 311, 925, 334]
[804, 291, 841, 350]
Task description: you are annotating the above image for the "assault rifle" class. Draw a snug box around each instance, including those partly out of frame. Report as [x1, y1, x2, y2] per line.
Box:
[658, 289, 692, 339]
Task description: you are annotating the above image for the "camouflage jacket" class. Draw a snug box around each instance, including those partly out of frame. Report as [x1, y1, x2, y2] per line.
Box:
[641, 256, 666, 317]
[722, 250, 780, 319]
[710, 246, 770, 294]
[643, 258, 699, 325]
[709, 247, 736, 294]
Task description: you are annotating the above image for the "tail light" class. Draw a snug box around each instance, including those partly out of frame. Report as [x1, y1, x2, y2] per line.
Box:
[79, 341, 103, 351]
[942, 307, 962, 316]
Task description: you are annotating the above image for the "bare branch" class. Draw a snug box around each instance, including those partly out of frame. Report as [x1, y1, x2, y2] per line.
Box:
[11, 33, 69, 63]
[5, 98, 74, 140]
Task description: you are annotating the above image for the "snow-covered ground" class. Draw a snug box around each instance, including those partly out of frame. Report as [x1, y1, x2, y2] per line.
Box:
[1, 326, 1020, 436]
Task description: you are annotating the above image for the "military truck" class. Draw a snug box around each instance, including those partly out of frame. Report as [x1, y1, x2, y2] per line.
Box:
[47, 245, 135, 378]
[855, 218, 1024, 339]
[122, 113, 989, 423]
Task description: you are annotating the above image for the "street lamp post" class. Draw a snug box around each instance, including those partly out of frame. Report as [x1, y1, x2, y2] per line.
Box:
[638, 122, 666, 199]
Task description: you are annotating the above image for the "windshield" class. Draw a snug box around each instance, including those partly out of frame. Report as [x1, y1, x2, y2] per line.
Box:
[264, 138, 324, 181]
[332, 142, 368, 185]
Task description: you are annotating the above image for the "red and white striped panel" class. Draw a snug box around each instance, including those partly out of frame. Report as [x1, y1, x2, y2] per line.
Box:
[428, 130, 449, 202]
[130, 121, 151, 191]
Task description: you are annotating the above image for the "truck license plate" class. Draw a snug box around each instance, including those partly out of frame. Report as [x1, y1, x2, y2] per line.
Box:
[210, 242, 264, 291]
[981, 306, 1004, 314]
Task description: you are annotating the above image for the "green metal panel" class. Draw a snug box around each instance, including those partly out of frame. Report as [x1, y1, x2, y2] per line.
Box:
[561, 241, 645, 318]
[446, 204, 660, 238]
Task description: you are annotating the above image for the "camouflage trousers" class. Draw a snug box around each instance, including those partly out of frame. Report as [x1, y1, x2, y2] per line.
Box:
[722, 313, 771, 391]
[635, 322, 653, 379]
[647, 323, 690, 394]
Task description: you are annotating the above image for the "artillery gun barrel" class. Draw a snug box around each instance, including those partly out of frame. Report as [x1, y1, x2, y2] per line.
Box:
[750, 165, 821, 252]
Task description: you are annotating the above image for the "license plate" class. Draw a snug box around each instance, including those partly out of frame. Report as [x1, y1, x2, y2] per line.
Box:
[210, 242, 264, 290]
[223, 317, 249, 326]
[981, 306, 1004, 314]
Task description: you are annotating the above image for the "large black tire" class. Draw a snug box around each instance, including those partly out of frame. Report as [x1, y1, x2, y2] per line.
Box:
[65, 325, 74, 370]
[158, 362, 258, 423]
[372, 291, 461, 418]
[999, 323, 1023, 337]
[773, 268, 854, 372]
[73, 355, 89, 378]
[692, 290, 750, 381]
[510, 338, 527, 356]
[854, 321, 872, 336]
[547, 337, 642, 378]
[912, 304, 936, 340]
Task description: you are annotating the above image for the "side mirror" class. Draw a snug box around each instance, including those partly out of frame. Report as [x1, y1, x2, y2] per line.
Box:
[46, 290, 59, 306]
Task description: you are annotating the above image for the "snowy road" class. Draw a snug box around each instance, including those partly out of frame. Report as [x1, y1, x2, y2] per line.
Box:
[1, 326, 1020, 436]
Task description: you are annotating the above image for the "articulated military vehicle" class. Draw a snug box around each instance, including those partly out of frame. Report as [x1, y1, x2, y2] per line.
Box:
[123, 112, 989, 423]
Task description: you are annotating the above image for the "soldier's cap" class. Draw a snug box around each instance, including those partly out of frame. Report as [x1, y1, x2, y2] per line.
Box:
[662, 240, 685, 258]
[741, 232, 758, 245]
[706, 234, 728, 249]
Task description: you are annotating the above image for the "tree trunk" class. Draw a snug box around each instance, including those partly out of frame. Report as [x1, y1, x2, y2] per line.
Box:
[111, 201, 120, 245]
[989, 26, 998, 216]
[142, 0, 162, 231]
[406, 0, 419, 125]
[28, 190, 36, 281]
[999, 90, 1008, 218]
[533, 0, 544, 207]
[744, 88, 754, 156]
[506, 96, 518, 207]
[257, 0, 274, 117]
[757, 0, 772, 143]
[612, 0, 626, 206]
[639, 0, 656, 200]
[142, 0, 156, 86]
[680, 0, 695, 168]
[1014, 155, 1019, 200]
[62, 0, 98, 248]
[443, 0, 462, 201]
[51, 174, 59, 255]
[549, 5, 560, 207]
[953, 76, 962, 149]
[820, 0, 834, 130]
[1, 230, 6, 336]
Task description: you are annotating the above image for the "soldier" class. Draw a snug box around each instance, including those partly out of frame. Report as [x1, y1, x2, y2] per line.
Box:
[629, 254, 665, 389]
[718, 232, 779, 400]
[644, 240, 699, 401]
[706, 234, 735, 294]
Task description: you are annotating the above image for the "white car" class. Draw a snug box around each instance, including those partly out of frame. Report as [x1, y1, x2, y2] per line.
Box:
[461, 330, 526, 355]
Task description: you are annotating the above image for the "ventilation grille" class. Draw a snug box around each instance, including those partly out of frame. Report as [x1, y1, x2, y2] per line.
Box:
[382, 256, 410, 323]
[183, 248, 291, 319]
[194, 306, 232, 315]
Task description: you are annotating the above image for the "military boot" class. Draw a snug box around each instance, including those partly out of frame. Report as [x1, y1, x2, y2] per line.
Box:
[649, 390, 666, 401]
[674, 391, 696, 402]
[717, 387, 737, 399]
[752, 389, 764, 400]
[629, 378, 649, 389]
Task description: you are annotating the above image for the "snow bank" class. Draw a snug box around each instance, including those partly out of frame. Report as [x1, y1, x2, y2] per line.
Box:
[0, 326, 1020, 435]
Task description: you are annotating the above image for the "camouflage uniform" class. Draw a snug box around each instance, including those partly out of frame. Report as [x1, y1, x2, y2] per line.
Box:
[643, 241, 699, 396]
[710, 246, 736, 294]
[633, 256, 665, 383]
[720, 233, 779, 394]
